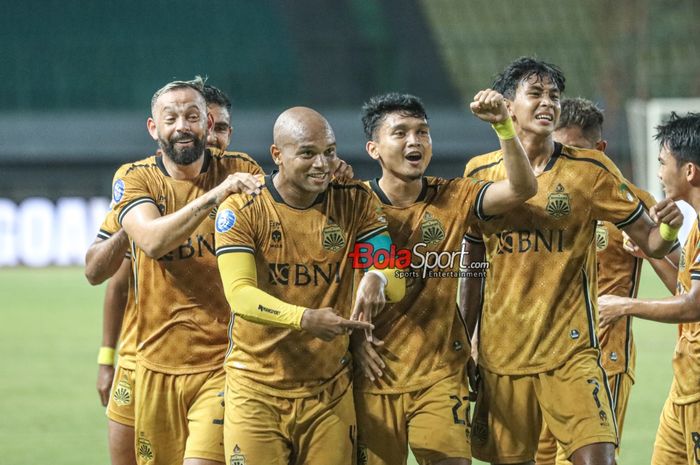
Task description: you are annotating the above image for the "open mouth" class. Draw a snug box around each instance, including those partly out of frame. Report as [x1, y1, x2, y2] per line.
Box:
[308, 172, 328, 181]
[535, 114, 553, 123]
[405, 152, 422, 163]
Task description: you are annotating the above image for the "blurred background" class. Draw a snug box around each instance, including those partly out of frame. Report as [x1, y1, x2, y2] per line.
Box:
[1, 0, 698, 266]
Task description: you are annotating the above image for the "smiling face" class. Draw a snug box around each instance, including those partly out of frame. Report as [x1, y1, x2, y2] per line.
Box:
[271, 109, 339, 196]
[366, 112, 432, 181]
[509, 75, 561, 137]
[147, 87, 211, 165]
[658, 144, 686, 201]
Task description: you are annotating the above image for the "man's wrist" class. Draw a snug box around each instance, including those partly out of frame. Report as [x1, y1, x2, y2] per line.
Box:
[97, 346, 115, 366]
[365, 270, 388, 287]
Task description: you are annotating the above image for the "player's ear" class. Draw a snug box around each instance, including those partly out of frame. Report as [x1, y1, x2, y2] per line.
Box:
[146, 117, 158, 141]
[596, 140, 608, 152]
[504, 98, 514, 119]
[270, 144, 282, 166]
[366, 140, 380, 161]
[687, 162, 700, 185]
[207, 112, 214, 132]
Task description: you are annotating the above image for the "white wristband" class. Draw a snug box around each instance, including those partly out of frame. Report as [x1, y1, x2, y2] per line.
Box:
[366, 270, 388, 287]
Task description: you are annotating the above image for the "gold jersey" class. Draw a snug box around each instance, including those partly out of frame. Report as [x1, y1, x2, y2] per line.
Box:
[596, 186, 661, 379]
[215, 175, 388, 397]
[465, 143, 643, 375]
[671, 217, 700, 404]
[355, 176, 491, 393]
[112, 149, 263, 374]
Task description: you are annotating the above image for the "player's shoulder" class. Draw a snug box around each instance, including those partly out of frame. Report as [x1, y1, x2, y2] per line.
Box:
[628, 183, 656, 208]
[210, 148, 262, 174]
[559, 144, 622, 176]
[328, 178, 374, 200]
[464, 150, 503, 178]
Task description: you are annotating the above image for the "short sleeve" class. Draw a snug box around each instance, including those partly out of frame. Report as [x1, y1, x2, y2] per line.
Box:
[112, 169, 158, 226]
[215, 195, 257, 256]
[591, 171, 644, 229]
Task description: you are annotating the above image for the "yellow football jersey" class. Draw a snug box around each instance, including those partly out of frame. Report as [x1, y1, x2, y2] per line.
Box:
[112, 149, 263, 374]
[671, 217, 700, 404]
[215, 175, 388, 397]
[596, 186, 661, 379]
[355, 176, 491, 393]
[97, 204, 137, 370]
[465, 143, 643, 375]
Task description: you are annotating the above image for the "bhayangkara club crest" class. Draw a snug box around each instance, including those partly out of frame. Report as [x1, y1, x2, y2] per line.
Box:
[595, 223, 608, 251]
[421, 211, 445, 245]
[322, 222, 346, 252]
[137, 434, 154, 462]
[112, 377, 132, 406]
[546, 183, 571, 218]
[230, 444, 246, 465]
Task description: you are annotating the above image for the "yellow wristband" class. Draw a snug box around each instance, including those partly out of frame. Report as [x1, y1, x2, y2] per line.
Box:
[491, 117, 516, 140]
[97, 346, 115, 366]
[659, 223, 680, 242]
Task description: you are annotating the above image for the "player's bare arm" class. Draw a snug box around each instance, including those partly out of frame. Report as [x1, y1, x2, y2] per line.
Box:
[621, 198, 683, 259]
[622, 231, 679, 293]
[96, 258, 129, 406]
[470, 89, 537, 216]
[121, 172, 262, 258]
[84, 230, 130, 285]
[600, 278, 700, 326]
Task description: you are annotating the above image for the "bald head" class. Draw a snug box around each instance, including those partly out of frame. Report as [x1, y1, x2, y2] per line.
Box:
[273, 107, 334, 147]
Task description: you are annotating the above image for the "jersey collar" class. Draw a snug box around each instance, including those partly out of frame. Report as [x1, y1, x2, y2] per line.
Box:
[265, 172, 326, 209]
[542, 142, 563, 172]
[369, 177, 428, 206]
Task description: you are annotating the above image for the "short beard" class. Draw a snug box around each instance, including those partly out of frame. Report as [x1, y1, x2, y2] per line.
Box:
[160, 134, 206, 166]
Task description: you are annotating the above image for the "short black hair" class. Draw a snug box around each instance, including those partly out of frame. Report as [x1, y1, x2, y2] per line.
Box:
[361, 93, 428, 140]
[492, 57, 566, 99]
[202, 84, 231, 110]
[655, 112, 700, 166]
[557, 97, 604, 142]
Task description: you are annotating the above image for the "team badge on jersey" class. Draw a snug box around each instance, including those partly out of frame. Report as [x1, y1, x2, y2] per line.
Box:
[112, 376, 132, 406]
[113, 179, 125, 203]
[619, 183, 635, 202]
[546, 184, 571, 218]
[137, 433, 154, 462]
[230, 444, 246, 465]
[595, 223, 608, 251]
[216, 209, 236, 233]
[322, 222, 346, 252]
[357, 445, 368, 465]
[421, 211, 445, 245]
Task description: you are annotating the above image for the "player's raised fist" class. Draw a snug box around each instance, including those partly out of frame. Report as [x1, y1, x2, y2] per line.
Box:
[301, 307, 373, 342]
[650, 198, 683, 229]
[470, 89, 509, 124]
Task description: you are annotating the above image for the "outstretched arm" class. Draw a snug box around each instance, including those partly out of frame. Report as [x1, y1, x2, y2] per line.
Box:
[85, 230, 130, 285]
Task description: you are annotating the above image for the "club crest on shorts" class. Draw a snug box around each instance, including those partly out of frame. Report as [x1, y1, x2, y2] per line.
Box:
[595, 222, 608, 251]
[421, 211, 445, 245]
[216, 209, 236, 233]
[691, 432, 700, 464]
[113, 179, 125, 203]
[357, 444, 368, 465]
[230, 444, 246, 465]
[322, 221, 346, 252]
[137, 433, 154, 462]
[546, 183, 571, 218]
[112, 376, 132, 406]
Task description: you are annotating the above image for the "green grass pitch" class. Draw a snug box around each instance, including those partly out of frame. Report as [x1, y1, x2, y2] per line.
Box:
[0, 264, 676, 464]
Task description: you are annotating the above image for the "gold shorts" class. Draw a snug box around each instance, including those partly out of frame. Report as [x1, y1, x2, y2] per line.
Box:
[224, 371, 356, 465]
[536, 371, 632, 464]
[651, 390, 700, 465]
[472, 348, 618, 463]
[354, 370, 471, 465]
[134, 365, 225, 465]
[107, 364, 136, 427]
